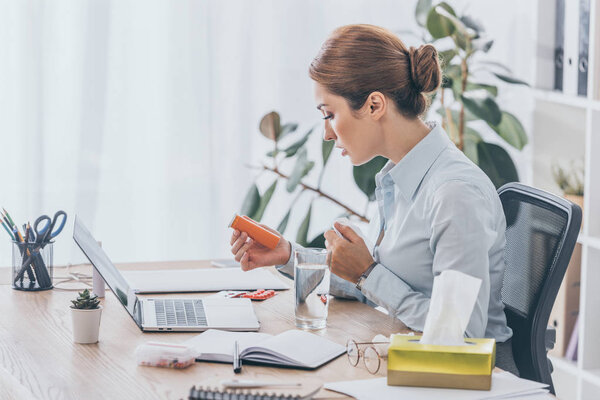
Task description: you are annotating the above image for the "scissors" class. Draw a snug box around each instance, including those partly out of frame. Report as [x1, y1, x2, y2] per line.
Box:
[33, 210, 67, 246]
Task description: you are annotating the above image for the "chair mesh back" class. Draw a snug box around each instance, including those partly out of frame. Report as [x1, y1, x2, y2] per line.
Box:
[501, 194, 568, 317]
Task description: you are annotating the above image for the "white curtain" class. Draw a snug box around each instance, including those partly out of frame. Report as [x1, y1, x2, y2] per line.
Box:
[0, 0, 533, 267]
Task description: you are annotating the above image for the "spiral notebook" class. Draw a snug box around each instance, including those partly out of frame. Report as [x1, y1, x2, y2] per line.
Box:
[187, 385, 321, 400]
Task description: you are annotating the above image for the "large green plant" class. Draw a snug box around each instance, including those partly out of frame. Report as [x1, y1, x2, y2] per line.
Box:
[416, 0, 529, 187]
[240, 111, 386, 248]
[241, 2, 529, 244]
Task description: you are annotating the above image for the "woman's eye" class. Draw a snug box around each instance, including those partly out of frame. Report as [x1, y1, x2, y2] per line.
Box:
[322, 114, 333, 120]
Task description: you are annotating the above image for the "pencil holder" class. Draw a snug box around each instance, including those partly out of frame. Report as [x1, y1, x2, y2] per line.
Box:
[12, 241, 54, 291]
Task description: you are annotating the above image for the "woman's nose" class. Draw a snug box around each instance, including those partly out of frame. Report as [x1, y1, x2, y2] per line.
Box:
[323, 121, 336, 142]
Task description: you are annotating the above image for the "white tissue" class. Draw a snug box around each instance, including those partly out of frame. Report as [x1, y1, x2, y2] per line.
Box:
[332, 217, 374, 249]
[420, 270, 482, 346]
[372, 334, 390, 356]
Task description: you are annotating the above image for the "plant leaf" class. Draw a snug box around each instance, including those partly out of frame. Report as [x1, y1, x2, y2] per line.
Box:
[436, 107, 477, 123]
[296, 205, 312, 247]
[253, 180, 278, 222]
[284, 127, 314, 157]
[277, 209, 291, 235]
[463, 127, 483, 164]
[426, 2, 457, 39]
[476, 141, 519, 189]
[445, 64, 462, 99]
[353, 156, 388, 201]
[489, 111, 528, 150]
[415, 0, 433, 27]
[461, 90, 502, 125]
[429, 3, 470, 49]
[493, 72, 529, 86]
[278, 123, 298, 141]
[472, 38, 494, 53]
[460, 15, 485, 33]
[287, 148, 315, 192]
[465, 82, 498, 97]
[439, 48, 457, 66]
[478, 60, 512, 74]
[259, 111, 281, 141]
[322, 140, 335, 167]
[240, 183, 261, 217]
[307, 232, 326, 249]
[444, 64, 462, 81]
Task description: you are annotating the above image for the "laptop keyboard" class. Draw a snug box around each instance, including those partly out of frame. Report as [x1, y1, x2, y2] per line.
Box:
[154, 299, 207, 327]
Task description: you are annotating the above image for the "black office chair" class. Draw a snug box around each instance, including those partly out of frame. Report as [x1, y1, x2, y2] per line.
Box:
[498, 183, 581, 394]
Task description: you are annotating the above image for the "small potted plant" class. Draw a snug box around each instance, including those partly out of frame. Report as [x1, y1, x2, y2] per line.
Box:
[552, 161, 584, 226]
[71, 289, 103, 344]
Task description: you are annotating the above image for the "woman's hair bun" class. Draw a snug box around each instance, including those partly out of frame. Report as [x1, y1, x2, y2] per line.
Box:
[408, 44, 441, 94]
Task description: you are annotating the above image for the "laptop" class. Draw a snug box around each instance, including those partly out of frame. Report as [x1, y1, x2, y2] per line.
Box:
[73, 216, 260, 332]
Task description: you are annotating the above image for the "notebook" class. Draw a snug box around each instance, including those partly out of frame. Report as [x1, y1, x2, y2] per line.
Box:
[187, 384, 321, 400]
[184, 329, 346, 369]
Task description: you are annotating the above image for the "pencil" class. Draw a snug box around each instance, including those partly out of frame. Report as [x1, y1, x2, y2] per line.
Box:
[1, 220, 15, 240]
[2, 208, 15, 227]
[1, 210, 12, 230]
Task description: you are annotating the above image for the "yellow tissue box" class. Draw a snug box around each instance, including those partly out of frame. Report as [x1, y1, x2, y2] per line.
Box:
[387, 335, 496, 390]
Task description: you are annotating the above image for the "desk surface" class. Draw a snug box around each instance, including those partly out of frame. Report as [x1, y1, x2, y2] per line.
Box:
[0, 261, 410, 400]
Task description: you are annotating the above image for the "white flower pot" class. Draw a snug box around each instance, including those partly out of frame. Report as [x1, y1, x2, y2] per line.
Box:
[71, 305, 103, 344]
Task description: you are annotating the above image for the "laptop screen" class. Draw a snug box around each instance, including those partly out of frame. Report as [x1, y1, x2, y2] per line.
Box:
[73, 216, 142, 328]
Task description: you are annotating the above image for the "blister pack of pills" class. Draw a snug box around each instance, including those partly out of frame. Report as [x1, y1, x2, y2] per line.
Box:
[135, 342, 196, 369]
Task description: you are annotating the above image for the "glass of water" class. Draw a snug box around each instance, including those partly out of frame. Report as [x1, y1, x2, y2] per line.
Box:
[294, 248, 331, 330]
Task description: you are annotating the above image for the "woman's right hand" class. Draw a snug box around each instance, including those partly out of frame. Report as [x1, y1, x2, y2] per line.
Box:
[230, 224, 291, 271]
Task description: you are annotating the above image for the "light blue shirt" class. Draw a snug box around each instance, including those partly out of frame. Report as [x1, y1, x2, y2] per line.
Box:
[278, 123, 512, 342]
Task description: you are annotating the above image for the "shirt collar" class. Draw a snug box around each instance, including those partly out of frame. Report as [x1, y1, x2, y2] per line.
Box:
[375, 123, 453, 200]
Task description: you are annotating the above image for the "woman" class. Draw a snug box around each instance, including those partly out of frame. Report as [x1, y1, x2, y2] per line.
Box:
[230, 24, 518, 375]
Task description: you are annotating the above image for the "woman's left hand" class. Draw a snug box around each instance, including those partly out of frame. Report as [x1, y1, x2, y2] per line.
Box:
[324, 222, 375, 284]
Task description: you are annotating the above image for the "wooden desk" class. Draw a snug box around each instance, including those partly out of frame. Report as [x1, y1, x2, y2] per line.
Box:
[0, 261, 410, 400]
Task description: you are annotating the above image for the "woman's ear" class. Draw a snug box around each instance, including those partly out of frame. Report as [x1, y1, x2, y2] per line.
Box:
[366, 91, 386, 121]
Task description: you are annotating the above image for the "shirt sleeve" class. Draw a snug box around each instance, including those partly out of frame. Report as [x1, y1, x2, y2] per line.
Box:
[276, 242, 369, 302]
[359, 180, 496, 337]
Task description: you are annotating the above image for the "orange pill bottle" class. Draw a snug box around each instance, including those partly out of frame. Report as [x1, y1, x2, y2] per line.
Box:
[228, 214, 281, 250]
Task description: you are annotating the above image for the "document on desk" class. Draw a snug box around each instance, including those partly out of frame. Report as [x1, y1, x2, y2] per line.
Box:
[185, 329, 345, 369]
[121, 267, 290, 293]
[324, 371, 551, 400]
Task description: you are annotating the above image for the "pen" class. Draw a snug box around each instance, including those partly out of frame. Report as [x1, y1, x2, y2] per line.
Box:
[233, 340, 242, 374]
[2, 208, 16, 228]
[1, 211, 13, 232]
[220, 380, 302, 389]
[13, 225, 36, 284]
[1, 220, 14, 240]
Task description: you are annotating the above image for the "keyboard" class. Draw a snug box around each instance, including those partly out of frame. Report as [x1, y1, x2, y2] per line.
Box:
[153, 299, 208, 327]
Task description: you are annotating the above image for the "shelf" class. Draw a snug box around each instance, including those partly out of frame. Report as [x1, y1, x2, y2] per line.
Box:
[533, 89, 592, 109]
[577, 234, 600, 250]
[582, 369, 600, 388]
[548, 358, 600, 390]
[550, 355, 579, 375]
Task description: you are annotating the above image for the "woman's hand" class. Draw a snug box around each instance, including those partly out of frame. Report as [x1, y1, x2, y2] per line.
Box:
[324, 222, 374, 283]
[230, 224, 291, 271]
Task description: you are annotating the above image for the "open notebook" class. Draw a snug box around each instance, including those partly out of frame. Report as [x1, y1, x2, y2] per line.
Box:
[184, 329, 345, 369]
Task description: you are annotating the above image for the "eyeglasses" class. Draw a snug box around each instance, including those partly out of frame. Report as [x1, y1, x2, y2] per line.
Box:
[346, 339, 389, 374]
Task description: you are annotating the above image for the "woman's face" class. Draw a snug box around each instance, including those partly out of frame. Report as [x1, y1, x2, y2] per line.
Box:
[314, 83, 379, 166]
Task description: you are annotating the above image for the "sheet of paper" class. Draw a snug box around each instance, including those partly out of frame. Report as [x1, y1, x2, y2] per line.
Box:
[121, 267, 290, 293]
[324, 371, 550, 400]
[184, 329, 272, 362]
